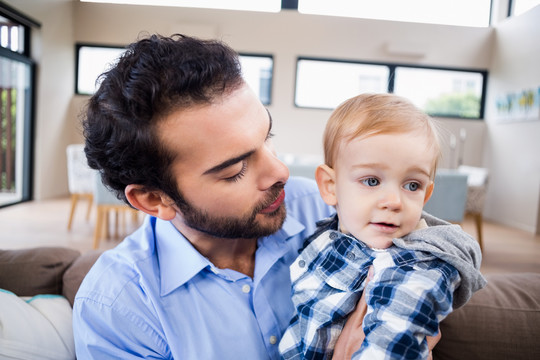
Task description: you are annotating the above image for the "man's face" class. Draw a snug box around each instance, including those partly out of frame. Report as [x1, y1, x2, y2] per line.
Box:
[157, 84, 289, 240]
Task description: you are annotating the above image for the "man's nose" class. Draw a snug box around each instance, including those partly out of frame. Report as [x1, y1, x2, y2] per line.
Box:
[260, 147, 289, 188]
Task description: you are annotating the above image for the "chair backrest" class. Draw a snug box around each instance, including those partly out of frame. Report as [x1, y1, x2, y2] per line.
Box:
[66, 144, 95, 194]
[458, 165, 489, 213]
[458, 165, 489, 187]
[93, 173, 125, 205]
[423, 169, 468, 223]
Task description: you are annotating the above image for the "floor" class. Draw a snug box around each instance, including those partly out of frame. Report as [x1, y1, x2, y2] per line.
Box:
[1, 196, 540, 275]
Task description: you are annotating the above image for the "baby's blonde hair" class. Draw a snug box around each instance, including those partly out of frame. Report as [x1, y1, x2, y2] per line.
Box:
[323, 93, 441, 178]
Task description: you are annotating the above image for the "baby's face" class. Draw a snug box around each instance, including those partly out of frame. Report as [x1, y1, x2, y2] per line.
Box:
[333, 132, 435, 249]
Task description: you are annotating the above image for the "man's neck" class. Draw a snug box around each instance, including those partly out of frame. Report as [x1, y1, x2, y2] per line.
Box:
[171, 218, 257, 278]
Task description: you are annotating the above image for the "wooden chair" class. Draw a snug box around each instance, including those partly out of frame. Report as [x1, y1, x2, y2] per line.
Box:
[93, 174, 139, 249]
[423, 169, 469, 224]
[458, 165, 489, 251]
[66, 144, 95, 230]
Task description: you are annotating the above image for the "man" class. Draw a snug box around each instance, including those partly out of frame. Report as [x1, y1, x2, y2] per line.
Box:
[74, 33, 334, 359]
[74, 34, 440, 359]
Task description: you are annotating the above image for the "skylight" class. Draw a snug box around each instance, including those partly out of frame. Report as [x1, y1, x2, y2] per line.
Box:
[80, 0, 281, 13]
[298, 0, 492, 27]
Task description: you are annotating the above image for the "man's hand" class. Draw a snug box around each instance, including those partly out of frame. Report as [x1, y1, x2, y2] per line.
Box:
[332, 267, 441, 359]
[426, 331, 442, 360]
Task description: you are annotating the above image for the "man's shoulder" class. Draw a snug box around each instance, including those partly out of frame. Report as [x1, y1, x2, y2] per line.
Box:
[75, 223, 158, 307]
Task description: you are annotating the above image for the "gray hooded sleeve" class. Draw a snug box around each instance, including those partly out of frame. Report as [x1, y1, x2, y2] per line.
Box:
[393, 211, 487, 308]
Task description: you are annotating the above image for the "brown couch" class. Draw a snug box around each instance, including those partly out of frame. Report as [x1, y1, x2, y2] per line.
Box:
[1, 246, 539, 359]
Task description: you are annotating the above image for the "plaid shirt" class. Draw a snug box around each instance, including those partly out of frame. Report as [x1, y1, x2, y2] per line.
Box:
[279, 216, 461, 360]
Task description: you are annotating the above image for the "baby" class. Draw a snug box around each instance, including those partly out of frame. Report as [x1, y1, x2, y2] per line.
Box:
[280, 93, 486, 359]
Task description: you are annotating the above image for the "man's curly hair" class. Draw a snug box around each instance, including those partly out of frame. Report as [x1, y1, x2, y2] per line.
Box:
[83, 34, 244, 204]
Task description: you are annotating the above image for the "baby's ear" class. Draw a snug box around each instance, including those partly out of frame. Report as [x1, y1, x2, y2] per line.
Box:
[424, 181, 434, 205]
[315, 164, 338, 206]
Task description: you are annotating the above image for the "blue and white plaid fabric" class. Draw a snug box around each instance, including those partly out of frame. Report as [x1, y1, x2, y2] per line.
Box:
[279, 216, 461, 360]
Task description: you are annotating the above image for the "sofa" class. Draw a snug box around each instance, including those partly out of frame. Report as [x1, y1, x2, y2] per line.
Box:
[0, 246, 539, 360]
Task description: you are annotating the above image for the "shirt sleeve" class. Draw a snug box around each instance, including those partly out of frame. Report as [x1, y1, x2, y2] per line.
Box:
[73, 296, 169, 359]
[353, 260, 459, 360]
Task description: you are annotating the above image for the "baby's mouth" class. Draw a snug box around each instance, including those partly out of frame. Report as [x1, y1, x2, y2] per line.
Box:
[371, 222, 399, 233]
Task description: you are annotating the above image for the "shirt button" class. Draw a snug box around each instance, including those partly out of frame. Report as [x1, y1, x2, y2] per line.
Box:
[269, 335, 277, 345]
[242, 284, 251, 293]
[329, 232, 338, 240]
[298, 259, 306, 268]
[346, 252, 356, 260]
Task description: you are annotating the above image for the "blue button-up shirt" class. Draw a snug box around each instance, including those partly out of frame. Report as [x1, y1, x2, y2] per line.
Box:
[73, 177, 334, 359]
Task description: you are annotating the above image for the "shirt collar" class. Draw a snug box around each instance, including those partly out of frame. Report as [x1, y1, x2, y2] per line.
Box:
[269, 212, 305, 244]
[155, 210, 306, 297]
[155, 219, 212, 296]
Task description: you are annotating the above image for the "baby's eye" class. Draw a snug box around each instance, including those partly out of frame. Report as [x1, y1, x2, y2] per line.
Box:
[361, 177, 380, 187]
[404, 182, 420, 191]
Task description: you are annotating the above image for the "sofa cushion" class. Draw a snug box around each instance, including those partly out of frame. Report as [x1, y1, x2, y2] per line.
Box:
[0, 247, 81, 297]
[0, 289, 75, 360]
[434, 272, 540, 360]
[62, 250, 103, 307]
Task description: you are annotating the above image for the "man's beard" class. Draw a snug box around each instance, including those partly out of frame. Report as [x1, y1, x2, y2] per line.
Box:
[175, 184, 287, 239]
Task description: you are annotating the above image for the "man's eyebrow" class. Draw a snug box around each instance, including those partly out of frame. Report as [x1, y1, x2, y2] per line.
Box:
[266, 108, 273, 139]
[203, 150, 255, 176]
[203, 109, 272, 176]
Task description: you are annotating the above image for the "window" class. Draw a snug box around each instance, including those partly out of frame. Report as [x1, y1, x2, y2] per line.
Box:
[239, 54, 273, 105]
[393, 67, 485, 118]
[80, 0, 281, 13]
[76, 45, 275, 105]
[76, 44, 126, 95]
[295, 59, 389, 109]
[294, 57, 487, 119]
[511, 0, 540, 16]
[0, 3, 38, 207]
[0, 15, 24, 54]
[298, 0, 492, 27]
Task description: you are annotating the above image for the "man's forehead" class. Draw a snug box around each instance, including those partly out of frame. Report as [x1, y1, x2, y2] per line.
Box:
[157, 87, 270, 168]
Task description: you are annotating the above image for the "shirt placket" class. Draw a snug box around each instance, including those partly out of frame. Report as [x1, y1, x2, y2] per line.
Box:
[209, 260, 282, 359]
[253, 237, 292, 359]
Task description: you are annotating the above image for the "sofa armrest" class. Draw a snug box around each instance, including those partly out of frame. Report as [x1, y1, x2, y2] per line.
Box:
[434, 273, 540, 360]
[62, 250, 103, 307]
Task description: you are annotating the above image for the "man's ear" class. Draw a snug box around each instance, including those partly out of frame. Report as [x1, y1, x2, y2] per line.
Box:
[125, 184, 177, 221]
[315, 164, 338, 206]
[424, 181, 434, 205]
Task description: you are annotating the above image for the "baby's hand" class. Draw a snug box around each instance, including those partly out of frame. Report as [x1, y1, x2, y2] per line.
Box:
[332, 267, 373, 359]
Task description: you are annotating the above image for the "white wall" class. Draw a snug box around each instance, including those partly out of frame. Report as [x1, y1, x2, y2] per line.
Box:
[5, 0, 76, 200]
[484, 7, 540, 233]
[5, 1, 540, 232]
[70, 3, 493, 168]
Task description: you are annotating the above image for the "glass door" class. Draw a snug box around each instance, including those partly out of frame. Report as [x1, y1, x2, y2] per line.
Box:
[0, 52, 33, 207]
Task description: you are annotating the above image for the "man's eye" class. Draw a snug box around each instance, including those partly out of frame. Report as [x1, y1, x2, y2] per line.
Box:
[224, 161, 247, 182]
[404, 182, 420, 191]
[361, 178, 379, 187]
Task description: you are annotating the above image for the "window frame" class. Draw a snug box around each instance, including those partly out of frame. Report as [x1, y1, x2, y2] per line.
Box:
[238, 52, 274, 106]
[294, 56, 488, 120]
[75, 44, 275, 106]
[75, 42, 127, 96]
[0, 2, 38, 208]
